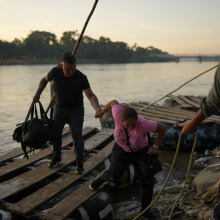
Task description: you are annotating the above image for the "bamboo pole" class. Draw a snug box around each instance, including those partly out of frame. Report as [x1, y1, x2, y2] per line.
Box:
[45, 0, 99, 114]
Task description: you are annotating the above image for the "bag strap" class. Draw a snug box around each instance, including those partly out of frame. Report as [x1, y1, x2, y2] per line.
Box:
[21, 142, 29, 159]
[38, 101, 48, 120]
[124, 127, 145, 180]
[147, 132, 153, 146]
[34, 102, 39, 119]
[124, 127, 134, 153]
[25, 101, 35, 122]
[24, 100, 49, 124]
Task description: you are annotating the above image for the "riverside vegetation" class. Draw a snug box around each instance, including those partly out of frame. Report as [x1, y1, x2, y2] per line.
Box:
[0, 30, 176, 65]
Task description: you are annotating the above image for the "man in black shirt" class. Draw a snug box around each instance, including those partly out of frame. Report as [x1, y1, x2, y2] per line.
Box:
[33, 52, 102, 173]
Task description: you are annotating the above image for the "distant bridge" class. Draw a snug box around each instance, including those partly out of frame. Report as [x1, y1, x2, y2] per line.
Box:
[176, 55, 220, 62]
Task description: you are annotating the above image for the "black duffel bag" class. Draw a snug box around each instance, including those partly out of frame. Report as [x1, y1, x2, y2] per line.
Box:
[138, 153, 162, 179]
[13, 101, 61, 159]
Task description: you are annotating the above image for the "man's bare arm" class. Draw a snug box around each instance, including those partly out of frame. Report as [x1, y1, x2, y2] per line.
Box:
[33, 76, 49, 102]
[84, 88, 102, 118]
[179, 109, 206, 134]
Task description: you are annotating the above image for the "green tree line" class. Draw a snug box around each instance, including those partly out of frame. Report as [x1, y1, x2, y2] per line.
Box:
[0, 30, 176, 64]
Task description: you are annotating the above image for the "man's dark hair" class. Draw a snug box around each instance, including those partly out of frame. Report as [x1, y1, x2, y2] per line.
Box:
[61, 51, 76, 64]
[121, 106, 138, 121]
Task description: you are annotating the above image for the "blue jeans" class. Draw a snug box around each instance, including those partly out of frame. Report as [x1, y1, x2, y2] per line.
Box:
[52, 105, 84, 167]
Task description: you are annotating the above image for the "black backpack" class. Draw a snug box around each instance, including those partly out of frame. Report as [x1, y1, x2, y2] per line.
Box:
[13, 101, 61, 159]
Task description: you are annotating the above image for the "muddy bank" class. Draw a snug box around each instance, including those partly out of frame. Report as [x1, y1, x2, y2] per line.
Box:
[112, 147, 220, 220]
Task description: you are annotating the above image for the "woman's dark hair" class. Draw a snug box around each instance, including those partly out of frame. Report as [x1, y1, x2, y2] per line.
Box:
[61, 51, 76, 64]
[121, 106, 138, 121]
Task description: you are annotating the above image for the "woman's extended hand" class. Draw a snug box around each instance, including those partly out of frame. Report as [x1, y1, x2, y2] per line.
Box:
[147, 146, 157, 154]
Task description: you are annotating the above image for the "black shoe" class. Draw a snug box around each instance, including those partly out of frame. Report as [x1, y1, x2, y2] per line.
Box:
[142, 211, 157, 220]
[89, 173, 108, 190]
[75, 166, 84, 174]
[48, 156, 61, 168]
[48, 159, 58, 168]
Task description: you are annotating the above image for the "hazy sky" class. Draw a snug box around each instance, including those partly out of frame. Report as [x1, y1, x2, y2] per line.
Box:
[1, 0, 219, 55]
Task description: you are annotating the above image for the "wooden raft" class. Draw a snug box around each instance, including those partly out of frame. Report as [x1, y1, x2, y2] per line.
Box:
[168, 94, 204, 109]
[130, 101, 220, 126]
[0, 126, 115, 219]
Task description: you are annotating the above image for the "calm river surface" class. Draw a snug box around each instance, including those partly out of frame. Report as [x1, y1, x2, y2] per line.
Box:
[0, 61, 218, 155]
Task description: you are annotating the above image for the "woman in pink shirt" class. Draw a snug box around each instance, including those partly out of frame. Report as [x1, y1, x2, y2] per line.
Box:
[89, 100, 167, 219]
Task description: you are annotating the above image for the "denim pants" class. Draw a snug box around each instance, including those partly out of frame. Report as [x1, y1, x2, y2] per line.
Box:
[52, 105, 84, 167]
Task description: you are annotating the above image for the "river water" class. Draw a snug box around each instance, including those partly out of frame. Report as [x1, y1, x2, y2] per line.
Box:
[0, 61, 218, 155]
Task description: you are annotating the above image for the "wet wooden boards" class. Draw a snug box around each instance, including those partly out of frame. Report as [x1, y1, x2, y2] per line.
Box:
[7, 142, 115, 217]
[0, 127, 98, 180]
[0, 127, 70, 164]
[0, 127, 114, 219]
[131, 102, 220, 125]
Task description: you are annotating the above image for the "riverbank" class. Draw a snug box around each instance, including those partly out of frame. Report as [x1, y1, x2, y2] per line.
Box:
[154, 146, 220, 220]
[0, 58, 178, 65]
[112, 147, 220, 220]
[0, 58, 59, 65]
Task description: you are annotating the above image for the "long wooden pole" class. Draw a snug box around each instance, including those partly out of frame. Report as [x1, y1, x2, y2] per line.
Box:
[46, 0, 99, 114]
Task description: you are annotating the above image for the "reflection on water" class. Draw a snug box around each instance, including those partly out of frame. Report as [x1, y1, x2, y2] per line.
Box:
[0, 62, 218, 155]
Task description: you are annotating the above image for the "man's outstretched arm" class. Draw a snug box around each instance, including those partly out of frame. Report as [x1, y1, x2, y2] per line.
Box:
[179, 109, 206, 134]
[33, 76, 49, 102]
[84, 88, 102, 118]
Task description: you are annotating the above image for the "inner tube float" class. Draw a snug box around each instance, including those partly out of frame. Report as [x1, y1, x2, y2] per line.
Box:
[100, 111, 220, 151]
[161, 123, 220, 151]
[69, 191, 113, 220]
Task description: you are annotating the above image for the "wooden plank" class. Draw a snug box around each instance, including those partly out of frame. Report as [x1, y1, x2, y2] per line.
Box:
[137, 110, 184, 124]
[131, 102, 196, 117]
[203, 117, 220, 124]
[0, 148, 25, 164]
[178, 95, 200, 108]
[0, 127, 70, 163]
[84, 128, 114, 150]
[7, 141, 115, 216]
[138, 113, 177, 125]
[0, 136, 70, 181]
[131, 102, 195, 120]
[187, 95, 203, 104]
[0, 127, 95, 164]
[132, 102, 220, 124]
[0, 129, 113, 200]
[42, 181, 95, 220]
[207, 115, 220, 121]
[169, 94, 193, 108]
[0, 150, 75, 200]
[130, 104, 189, 122]
[143, 102, 220, 123]
[0, 127, 97, 180]
[198, 95, 205, 99]
[132, 104, 193, 120]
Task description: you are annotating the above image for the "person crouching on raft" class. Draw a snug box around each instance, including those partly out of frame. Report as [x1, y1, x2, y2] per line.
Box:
[89, 100, 167, 219]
